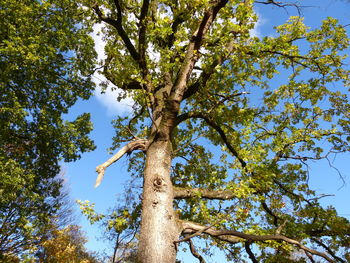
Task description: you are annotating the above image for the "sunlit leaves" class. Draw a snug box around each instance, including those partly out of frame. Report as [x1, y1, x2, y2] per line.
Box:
[38, 225, 99, 263]
[1, 0, 97, 258]
[77, 0, 350, 261]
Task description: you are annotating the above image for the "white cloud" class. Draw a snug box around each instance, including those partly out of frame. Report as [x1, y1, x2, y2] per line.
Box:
[250, 11, 266, 38]
[94, 85, 134, 116]
[91, 23, 106, 61]
[90, 24, 133, 116]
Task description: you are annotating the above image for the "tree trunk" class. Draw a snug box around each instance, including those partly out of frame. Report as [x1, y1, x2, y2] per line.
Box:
[136, 139, 180, 263]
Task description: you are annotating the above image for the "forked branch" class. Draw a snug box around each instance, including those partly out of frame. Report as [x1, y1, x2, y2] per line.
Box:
[180, 221, 336, 263]
[92, 4, 140, 65]
[183, 36, 239, 100]
[171, 0, 229, 103]
[254, 0, 303, 11]
[95, 139, 148, 187]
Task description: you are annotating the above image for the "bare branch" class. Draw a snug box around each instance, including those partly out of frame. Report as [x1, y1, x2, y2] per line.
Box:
[307, 194, 335, 202]
[181, 221, 336, 263]
[275, 219, 288, 235]
[326, 154, 346, 188]
[95, 139, 148, 187]
[254, 0, 308, 15]
[255, 0, 295, 7]
[174, 187, 237, 200]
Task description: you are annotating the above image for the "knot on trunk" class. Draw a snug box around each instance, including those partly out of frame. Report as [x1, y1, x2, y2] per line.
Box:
[153, 176, 166, 192]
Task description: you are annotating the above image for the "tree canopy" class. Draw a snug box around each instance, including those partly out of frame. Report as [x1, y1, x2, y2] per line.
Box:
[78, 0, 350, 262]
[2, 0, 350, 262]
[0, 0, 96, 259]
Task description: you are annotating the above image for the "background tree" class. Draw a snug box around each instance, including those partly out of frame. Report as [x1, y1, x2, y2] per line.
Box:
[18, 187, 101, 263]
[78, 181, 141, 263]
[0, 0, 96, 259]
[78, 0, 350, 262]
[36, 224, 100, 263]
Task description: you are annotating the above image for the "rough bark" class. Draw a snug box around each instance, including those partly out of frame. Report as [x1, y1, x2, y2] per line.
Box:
[136, 139, 181, 263]
[92, 2, 237, 262]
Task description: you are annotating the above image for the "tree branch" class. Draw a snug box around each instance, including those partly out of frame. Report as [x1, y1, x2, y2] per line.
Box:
[245, 241, 258, 263]
[103, 66, 144, 90]
[121, 80, 143, 90]
[175, 225, 213, 244]
[188, 239, 206, 263]
[166, 9, 188, 48]
[175, 112, 247, 168]
[95, 139, 148, 187]
[92, 3, 141, 65]
[305, 251, 316, 263]
[311, 238, 346, 263]
[180, 221, 241, 244]
[254, 0, 305, 14]
[261, 201, 280, 226]
[181, 220, 336, 263]
[183, 38, 237, 100]
[173, 186, 237, 200]
[255, 0, 294, 7]
[273, 178, 312, 206]
[170, 0, 229, 104]
[138, 0, 150, 73]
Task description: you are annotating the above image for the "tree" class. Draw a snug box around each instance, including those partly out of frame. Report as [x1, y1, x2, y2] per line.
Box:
[79, 0, 350, 262]
[0, 0, 96, 258]
[15, 187, 101, 263]
[35, 224, 100, 263]
[78, 182, 140, 263]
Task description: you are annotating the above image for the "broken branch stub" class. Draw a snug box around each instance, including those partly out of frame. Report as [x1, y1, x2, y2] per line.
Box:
[94, 139, 148, 187]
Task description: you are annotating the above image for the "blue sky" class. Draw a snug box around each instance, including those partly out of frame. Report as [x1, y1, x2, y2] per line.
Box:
[63, 1, 350, 261]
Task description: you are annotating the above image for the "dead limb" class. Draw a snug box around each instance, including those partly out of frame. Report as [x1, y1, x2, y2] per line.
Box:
[95, 139, 148, 187]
